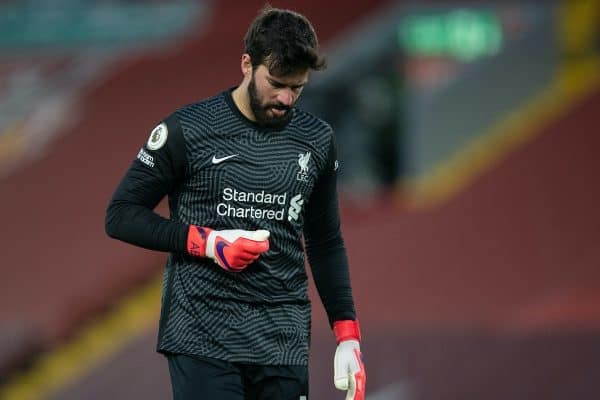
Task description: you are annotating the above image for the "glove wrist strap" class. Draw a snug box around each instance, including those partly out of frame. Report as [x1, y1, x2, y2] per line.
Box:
[186, 225, 212, 257]
[333, 320, 361, 344]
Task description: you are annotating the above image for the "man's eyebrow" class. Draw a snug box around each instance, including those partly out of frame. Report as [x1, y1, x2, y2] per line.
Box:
[267, 77, 308, 88]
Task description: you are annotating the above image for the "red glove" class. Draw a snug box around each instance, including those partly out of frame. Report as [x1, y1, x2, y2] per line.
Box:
[333, 320, 365, 400]
[187, 226, 270, 272]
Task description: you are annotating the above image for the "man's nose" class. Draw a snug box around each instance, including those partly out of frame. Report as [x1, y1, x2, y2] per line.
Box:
[276, 89, 295, 107]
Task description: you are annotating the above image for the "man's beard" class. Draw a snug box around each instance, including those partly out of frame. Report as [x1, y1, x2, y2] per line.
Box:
[248, 76, 293, 129]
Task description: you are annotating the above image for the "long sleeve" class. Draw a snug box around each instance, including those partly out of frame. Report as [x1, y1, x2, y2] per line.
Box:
[303, 135, 356, 326]
[105, 113, 189, 252]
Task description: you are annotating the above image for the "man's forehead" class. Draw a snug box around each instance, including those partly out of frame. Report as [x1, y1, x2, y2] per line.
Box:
[257, 64, 309, 85]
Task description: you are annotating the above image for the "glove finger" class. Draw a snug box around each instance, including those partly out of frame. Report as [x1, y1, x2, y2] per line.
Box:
[345, 373, 356, 400]
[218, 248, 251, 271]
[237, 237, 269, 253]
[241, 252, 260, 264]
[235, 253, 259, 265]
[334, 355, 349, 390]
[218, 257, 247, 272]
[354, 370, 366, 400]
[240, 229, 270, 241]
[335, 376, 349, 391]
[353, 348, 366, 400]
[223, 239, 262, 259]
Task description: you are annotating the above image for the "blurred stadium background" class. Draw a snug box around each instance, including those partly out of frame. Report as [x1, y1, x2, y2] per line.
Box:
[1, 0, 599, 398]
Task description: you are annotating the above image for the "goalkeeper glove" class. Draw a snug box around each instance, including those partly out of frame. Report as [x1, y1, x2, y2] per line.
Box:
[334, 320, 365, 400]
[186, 226, 270, 272]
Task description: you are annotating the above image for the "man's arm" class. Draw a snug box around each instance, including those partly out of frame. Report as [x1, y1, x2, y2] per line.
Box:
[105, 113, 270, 270]
[105, 113, 189, 252]
[303, 136, 355, 325]
[303, 134, 365, 400]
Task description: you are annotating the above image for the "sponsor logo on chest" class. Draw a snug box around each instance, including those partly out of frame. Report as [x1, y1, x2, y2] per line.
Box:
[206, 150, 314, 222]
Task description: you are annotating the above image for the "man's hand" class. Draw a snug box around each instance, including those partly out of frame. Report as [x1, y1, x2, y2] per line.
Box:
[187, 226, 270, 272]
[333, 320, 365, 400]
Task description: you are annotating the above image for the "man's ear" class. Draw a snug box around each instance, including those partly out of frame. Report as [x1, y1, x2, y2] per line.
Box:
[241, 54, 253, 78]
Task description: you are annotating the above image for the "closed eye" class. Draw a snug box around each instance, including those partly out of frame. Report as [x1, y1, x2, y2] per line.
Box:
[268, 78, 306, 92]
[269, 80, 286, 89]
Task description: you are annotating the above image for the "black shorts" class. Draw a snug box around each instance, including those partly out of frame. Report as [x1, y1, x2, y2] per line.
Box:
[167, 353, 309, 400]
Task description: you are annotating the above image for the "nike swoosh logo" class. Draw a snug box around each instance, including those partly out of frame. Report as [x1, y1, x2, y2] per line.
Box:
[212, 154, 239, 164]
[216, 240, 232, 270]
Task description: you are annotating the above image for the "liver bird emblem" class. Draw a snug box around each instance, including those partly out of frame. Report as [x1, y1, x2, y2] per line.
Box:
[298, 152, 311, 173]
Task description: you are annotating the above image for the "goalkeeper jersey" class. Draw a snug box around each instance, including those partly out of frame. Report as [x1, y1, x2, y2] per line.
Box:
[105, 89, 356, 365]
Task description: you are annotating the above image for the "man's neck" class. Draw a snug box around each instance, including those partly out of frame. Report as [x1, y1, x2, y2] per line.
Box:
[231, 85, 256, 122]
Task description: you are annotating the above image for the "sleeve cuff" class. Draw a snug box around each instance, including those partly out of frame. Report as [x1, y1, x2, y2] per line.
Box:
[333, 319, 361, 344]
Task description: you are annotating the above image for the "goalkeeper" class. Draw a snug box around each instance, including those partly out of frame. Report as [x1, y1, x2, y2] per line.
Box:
[105, 5, 365, 400]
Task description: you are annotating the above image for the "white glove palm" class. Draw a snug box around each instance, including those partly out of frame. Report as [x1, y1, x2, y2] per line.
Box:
[334, 339, 365, 400]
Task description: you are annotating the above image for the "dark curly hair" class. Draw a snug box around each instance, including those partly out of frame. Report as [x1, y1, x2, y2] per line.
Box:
[244, 5, 327, 76]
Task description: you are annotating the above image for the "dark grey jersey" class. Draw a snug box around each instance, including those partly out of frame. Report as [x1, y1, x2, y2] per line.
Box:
[106, 90, 356, 365]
